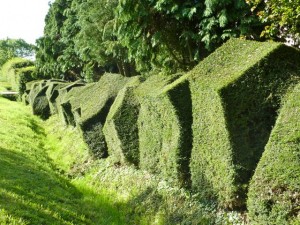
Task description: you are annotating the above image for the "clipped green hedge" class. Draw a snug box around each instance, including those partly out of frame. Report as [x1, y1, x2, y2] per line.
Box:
[247, 83, 300, 225]
[103, 77, 142, 166]
[58, 82, 92, 126]
[0, 58, 34, 94]
[136, 73, 193, 186]
[188, 38, 300, 208]
[62, 73, 136, 158]
[45, 81, 68, 114]
[16, 66, 36, 96]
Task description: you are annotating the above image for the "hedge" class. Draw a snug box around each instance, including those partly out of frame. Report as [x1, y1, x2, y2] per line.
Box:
[58, 82, 92, 126]
[0, 58, 35, 95]
[16, 66, 36, 96]
[45, 81, 68, 114]
[103, 77, 142, 166]
[188, 38, 300, 208]
[247, 83, 300, 225]
[136, 73, 193, 186]
[63, 73, 136, 158]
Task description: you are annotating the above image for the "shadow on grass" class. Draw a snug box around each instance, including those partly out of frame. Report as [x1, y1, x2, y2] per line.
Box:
[0, 147, 124, 225]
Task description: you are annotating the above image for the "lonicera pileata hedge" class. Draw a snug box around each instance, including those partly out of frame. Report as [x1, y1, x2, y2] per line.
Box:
[188, 38, 300, 208]
[247, 83, 300, 225]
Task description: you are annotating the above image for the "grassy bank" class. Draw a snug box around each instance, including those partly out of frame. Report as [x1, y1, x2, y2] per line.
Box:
[0, 97, 124, 224]
[0, 96, 245, 224]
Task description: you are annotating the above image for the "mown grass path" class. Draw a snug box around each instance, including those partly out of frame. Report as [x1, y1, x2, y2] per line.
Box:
[0, 97, 124, 225]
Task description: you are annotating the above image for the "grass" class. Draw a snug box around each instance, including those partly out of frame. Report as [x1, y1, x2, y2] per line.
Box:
[0, 97, 125, 225]
[0, 89, 245, 224]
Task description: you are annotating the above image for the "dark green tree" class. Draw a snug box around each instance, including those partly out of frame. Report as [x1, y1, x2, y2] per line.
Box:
[116, 0, 262, 74]
[75, 0, 136, 79]
[35, 0, 83, 80]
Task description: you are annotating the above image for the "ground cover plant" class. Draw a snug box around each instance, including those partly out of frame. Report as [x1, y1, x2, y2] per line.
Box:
[247, 83, 300, 224]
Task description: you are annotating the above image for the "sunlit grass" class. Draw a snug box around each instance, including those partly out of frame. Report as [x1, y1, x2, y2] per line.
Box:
[0, 97, 125, 225]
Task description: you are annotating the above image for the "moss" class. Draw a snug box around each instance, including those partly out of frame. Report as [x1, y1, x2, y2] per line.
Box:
[136, 73, 193, 186]
[247, 83, 300, 225]
[103, 77, 142, 166]
[188, 38, 300, 207]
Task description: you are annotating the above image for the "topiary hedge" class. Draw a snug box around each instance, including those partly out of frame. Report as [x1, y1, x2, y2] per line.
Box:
[136, 73, 193, 186]
[247, 83, 300, 225]
[61, 73, 136, 158]
[188, 38, 300, 208]
[58, 82, 93, 127]
[103, 77, 142, 166]
[45, 81, 68, 114]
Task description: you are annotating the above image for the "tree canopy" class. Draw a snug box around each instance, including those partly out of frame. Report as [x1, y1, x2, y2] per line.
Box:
[35, 0, 298, 81]
[0, 38, 35, 67]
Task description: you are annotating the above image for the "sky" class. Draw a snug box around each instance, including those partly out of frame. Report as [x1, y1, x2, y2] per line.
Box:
[0, 0, 53, 44]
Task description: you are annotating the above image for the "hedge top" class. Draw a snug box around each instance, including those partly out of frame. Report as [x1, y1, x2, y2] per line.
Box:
[187, 38, 283, 88]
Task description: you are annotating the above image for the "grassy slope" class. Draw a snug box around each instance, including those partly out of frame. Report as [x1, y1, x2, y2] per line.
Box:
[0, 97, 124, 225]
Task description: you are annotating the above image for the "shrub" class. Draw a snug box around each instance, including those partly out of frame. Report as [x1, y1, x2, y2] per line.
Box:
[0, 58, 35, 95]
[60, 73, 136, 158]
[247, 83, 300, 225]
[136, 73, 193, 186]
[58, 82, 92, 126]
[188, 38, 300, 208]
[45, 81, 68, 114]
[16, 66, 36, 96]
[103, 77, 142, 166]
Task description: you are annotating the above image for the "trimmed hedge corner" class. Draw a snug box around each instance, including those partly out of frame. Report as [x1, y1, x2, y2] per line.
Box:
[188, 38, 300, 208]
[45, 81, 68, 114]
[103, 77, 142, 166]
[61, 73, 136, 158]
[247, 83, 300, 225]
[136, 73, 193, 186]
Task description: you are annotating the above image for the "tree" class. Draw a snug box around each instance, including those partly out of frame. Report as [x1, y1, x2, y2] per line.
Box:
[116, 0, 262, 74]
[35, 0, 83, 80]
[74, 0, 136, 79]
[0, 38, 35, 67]
[247, 0, 300, 46]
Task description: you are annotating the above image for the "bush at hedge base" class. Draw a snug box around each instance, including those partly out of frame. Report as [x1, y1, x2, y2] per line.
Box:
[188, 38, 300, 208]
[136, 74, 193, 187]
[247, 83, 300, 225]
[103, 77, 142, 166]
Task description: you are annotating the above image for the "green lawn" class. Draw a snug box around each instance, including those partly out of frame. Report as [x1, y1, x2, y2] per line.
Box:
[0, 97, 124, 225]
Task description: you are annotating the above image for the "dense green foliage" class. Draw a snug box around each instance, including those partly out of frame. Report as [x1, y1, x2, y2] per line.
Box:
[0, 38, 35, 67]
[249, 0, 300, 46]
[103, 77, 142, 166]
[36, 0, 264, 80]
[136, 74, 193, 186]
[247, 83, 300, 225]
[187, 38, 300, 208]
[0, 58, 35, 95]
